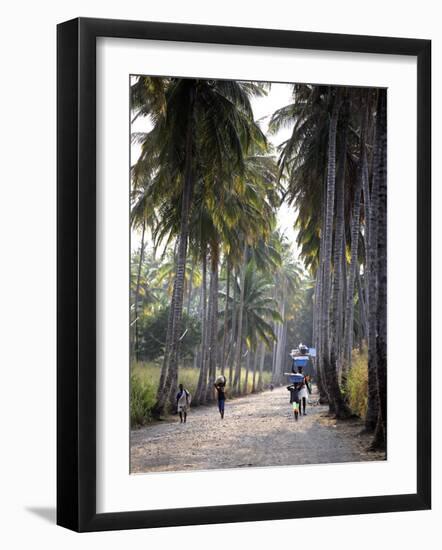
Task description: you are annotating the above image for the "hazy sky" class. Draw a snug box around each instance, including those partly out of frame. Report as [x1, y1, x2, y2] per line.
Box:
[131, 80, 299, 256]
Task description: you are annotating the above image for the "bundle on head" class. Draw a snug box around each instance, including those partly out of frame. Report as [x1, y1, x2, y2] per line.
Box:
[215, 375, 226, 386]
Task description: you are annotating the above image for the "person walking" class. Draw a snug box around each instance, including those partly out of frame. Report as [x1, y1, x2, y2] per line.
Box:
[176, 383, 191, 423]
[214, 376, 226, 419]
[286, 382, 301, 421]
[297, 365, 309, 416]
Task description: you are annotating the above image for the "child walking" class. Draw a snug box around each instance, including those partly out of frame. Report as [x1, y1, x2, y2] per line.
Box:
[287, 382, 302, 421]
[296, 365, 309, 416]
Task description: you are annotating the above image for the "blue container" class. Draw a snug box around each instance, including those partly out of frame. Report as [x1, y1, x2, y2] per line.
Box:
[294, 357, 309, 368]
[288, 373, 305, 384]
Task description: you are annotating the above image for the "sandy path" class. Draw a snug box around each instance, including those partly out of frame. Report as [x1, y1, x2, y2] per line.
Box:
[130, 386, 384, 473]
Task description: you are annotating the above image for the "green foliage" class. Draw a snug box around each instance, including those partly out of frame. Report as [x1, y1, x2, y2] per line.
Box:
[286, 281, 314, 346]
[347, 347, 368, 418]
[242, 370, 272, 393]
[137, 306, 201, 362]
[130, 368, 156, 427]
[219, 260, 282, 350]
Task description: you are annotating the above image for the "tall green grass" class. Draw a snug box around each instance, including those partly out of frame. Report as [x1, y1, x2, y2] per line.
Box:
[347, 347, 368, 418]
[130, 361, 272, 427]
[130, 369, 156, 426]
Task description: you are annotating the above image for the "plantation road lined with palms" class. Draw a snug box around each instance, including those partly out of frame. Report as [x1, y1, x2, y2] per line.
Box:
[130, 387, 382, 473]
[130, 78, 388, 455]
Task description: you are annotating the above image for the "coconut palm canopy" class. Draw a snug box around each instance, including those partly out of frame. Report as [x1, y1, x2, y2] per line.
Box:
[130, 75, 387, 451]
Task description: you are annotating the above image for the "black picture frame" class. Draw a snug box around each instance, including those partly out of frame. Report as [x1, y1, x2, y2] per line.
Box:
[57, 17, 431, 532]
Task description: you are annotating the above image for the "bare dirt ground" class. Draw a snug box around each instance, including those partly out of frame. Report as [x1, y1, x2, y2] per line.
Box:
[130, 386, 385, 473]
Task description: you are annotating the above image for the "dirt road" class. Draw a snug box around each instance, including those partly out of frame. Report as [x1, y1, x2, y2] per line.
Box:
[130, 386, 384, 473]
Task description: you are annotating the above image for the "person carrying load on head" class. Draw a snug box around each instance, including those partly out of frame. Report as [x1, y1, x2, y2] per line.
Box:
[298, 342, 309, 356]
[290, 346, 309, 374]
[289, 348, 299, 374]
[214, 375, 227, 419]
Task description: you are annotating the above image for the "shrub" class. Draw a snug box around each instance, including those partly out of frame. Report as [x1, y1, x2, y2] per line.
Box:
[347, 347, 368, 419]
[137, 307, 201, 362]
[130, 368, 156, 427]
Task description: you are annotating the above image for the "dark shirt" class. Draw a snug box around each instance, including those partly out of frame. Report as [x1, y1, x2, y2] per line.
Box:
[287, 384, 301, 403]
[215, 385, 226, 401]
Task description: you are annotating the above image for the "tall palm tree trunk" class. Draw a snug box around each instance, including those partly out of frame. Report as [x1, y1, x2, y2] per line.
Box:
[233, 243, 248, 394]
[315, 175, 329, 403]
[221, 257, 231, 375]
[205, 250, 219, 401]
[365, 91, 383, 432]
[337, 234, 347, 363]
[257, 341, 266, 392]
[252, 349, 259, 393]
[154, 93, 195, 415]
[227, 270, 238, 389]
[279, 324, 288, 384]
[316, 270, 328, 403]
[186, 258, 195, 316]
[154, 241, 178, 410]
[313, 272, 327, 401]
[356, 269, 368, 342]
[242, 335, 251, 395]
[371, 89, 387, 449]
[274, 290, 286, 385]
[271, 323, 278, 382]
[321, 92, 350, 418]
[362, 144, 371, 342]
[330, 107, 348, 380]
[195, 252, 208, 404]
[134, 220, 146, 361]
[342, 151, 364, 377]
[363, 93, 375, 324]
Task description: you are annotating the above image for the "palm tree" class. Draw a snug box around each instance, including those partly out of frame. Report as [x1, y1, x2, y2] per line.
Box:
[319, 90, 352, 418]
[365, 89, 383, 432]
[205, 238, 220, 401]
[194, 249, 209, 405]
[342, 102, 368, 376]
[132, 78, 268, 415]
[270, 84, 331, 395]
[220, 259, 281, 394]
[329, 98, 348, 380]
[372, 89, 387, 449]
[132, 220, 146, 361]
[272, 85, 375, 417]
[256, 340, 267, 392]
[232, 243, 248, 394]
[220, 256, 231, 374]
[272, 238, 303, 384]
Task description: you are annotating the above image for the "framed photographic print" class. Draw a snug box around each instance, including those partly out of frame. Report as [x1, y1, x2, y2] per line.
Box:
[57, 17, 431, 532]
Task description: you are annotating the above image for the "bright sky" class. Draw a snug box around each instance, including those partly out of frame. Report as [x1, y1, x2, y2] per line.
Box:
[250, 83, 298, 249]
[131, 80, 300, 259]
